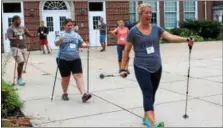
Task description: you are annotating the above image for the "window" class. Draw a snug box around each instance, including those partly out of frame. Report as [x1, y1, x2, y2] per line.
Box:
[89, 2, 103, 11]
[46, 17, 54, 31]
[92, 16, 100, 29]
[143, 1, 157, 24]
[164, 1, 177, 28]
[43, 1, 67, 10]
[129, 1, 136, 23]
[60, 17, 66, 31]
[184, 1, 196, 21]
[3, 3, 21, 13]
[8, 18, 13, 27]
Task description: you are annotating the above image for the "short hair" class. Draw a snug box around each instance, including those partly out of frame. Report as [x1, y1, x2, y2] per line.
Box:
[63, 18, 73, 26]
[12, 15, 20, 22]
[137, 3, 152, 15]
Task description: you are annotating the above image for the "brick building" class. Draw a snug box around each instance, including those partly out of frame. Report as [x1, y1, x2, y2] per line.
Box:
[1, 0, 214, 53]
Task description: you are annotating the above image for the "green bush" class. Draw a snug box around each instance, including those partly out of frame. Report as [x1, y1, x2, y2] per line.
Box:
[181, 19, 222, 39]
[170, 28, 182, 35]
[191, 35, 204, 42]
[1, 80, 23, 117]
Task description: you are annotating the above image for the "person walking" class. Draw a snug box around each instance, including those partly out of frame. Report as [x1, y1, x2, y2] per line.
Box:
[54, 19, 92, 102]
[37, 21, 50, 54]
[7, 15, 34, 85]
[120, 3, 194, 127]
[110, 20, 130, 74]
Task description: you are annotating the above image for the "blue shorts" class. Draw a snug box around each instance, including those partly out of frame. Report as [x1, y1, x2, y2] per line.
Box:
[100, 35, 106, 43]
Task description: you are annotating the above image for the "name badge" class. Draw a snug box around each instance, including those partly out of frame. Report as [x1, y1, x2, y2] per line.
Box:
[146, 46, 155, 54]
[19, 35, 23, 40]
[70, 44, 76, 49]
[120, 37, 125, 41]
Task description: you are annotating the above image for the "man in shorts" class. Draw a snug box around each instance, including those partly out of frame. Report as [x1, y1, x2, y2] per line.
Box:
[7, 15, 33, 85]
[37, 21, 50, 54]
[98, 17, 107, 52]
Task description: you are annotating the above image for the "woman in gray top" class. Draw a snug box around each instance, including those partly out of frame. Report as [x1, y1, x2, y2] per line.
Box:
[120, 3, 194, 127]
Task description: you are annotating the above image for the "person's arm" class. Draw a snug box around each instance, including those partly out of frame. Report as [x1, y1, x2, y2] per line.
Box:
[100, 24, 106, 30]
[80, 41, 90, 48]
[24, 28, 34, 37]
[77, 34, 90, 48]
[54, 33, 64, 46]
[161, 31, 188, 42]
[120, 28, 134, 77]
[121, 42, 132, 70]
[161, 31, 194, 46]
[7, 28, 19, 41]
[110, 28, 118, 35]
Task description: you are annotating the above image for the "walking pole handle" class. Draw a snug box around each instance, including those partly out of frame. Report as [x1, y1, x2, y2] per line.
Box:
[187, 37, 193, 51]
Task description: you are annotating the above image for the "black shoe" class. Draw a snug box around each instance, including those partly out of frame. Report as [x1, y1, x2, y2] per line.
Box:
[62, 93, 69, 101]
[48, 52, 51, 54]
[43, 52, 46, 54]
[100, 49, 105, 52]
[82, 93, 92, 103]
[126, 69, 130, 74]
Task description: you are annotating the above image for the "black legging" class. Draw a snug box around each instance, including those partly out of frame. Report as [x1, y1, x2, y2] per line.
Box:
[134, 65, 162, 111]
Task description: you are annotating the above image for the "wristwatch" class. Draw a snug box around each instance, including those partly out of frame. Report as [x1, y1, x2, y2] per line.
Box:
[120, 69, 126, 72]
[186, 37, 191, 42]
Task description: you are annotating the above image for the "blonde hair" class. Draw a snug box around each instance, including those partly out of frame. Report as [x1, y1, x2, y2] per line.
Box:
[137, 3, 152, 15]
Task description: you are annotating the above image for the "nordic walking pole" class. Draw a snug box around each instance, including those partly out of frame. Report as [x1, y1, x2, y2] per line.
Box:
[86, 35, 90, 93]
[183, 37, 193, 119]
[51, 66, 59, 101]
[23, 37, 34, 73]
[51, 33, 62, 101]
[12, 45, 19, 85]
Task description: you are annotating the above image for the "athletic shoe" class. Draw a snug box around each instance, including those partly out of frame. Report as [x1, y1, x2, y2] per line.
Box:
[153, 121, 165, 128]
[143, 118, 165, 128]
[17, 78, 25, 86]
[82, 93, 92, 103]
[142, 117, 151, 127]
[62, 93, 69, 101]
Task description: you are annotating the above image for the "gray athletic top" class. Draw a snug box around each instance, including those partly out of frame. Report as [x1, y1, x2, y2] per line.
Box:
[127, 25, 165, 73]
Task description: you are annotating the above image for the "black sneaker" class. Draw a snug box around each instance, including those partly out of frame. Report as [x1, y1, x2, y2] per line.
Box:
[100, 49, 105, 52]
[82, 93, 92, 103]
[48, 52, 51, 54]
[43, 52, 46, 54]
[62, 93, 69, 101]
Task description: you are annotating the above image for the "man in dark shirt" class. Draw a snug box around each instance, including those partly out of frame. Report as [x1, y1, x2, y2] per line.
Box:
[37, 21, 50, 54]
[98, 17, 107, 52]
[7, 15, 33, 85]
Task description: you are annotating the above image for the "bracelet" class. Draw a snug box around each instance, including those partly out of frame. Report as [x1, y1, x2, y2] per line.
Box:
[120, 69, 126, 72]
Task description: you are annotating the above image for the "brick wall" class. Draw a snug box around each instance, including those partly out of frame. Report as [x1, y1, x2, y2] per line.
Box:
[74, 1, 89, 41]
[198, 1, 213, 20]
[24, 1, 40, 51]
[179, 1, 184, 24]
[207, 1, 213, 20]
[159, 1, 164, 27]
[106, 1, 129, 45]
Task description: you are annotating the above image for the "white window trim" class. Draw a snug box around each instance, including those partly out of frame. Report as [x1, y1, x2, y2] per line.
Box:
[164, 1, 179, 28]
[135, 0, 139, 22]
[2, 1, 24, 26]
[183, 1, 197, 21]
[177, 1, 179, 28]
[157, 1, 160, 26]
[195, 1, 198, 20]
